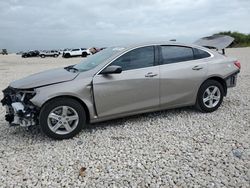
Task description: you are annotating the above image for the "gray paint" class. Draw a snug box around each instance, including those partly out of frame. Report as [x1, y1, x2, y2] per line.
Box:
[10, 42, 239, 123]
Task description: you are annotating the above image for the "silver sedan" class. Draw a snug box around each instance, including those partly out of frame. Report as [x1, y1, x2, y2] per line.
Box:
[1, 42, 240, 139]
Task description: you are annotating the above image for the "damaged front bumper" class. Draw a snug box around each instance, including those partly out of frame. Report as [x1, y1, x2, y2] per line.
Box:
[1, 87, 39, 127]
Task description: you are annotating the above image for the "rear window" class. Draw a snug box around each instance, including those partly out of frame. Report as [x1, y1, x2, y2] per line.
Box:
[161, 46, 194, 64]
[193, 48, 211, 59]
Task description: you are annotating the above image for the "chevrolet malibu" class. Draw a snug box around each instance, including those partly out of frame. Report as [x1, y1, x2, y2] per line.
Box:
[1, 42, 240, 139]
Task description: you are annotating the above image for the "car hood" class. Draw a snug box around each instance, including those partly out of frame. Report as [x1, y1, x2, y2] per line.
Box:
[10, 68, 79, 89]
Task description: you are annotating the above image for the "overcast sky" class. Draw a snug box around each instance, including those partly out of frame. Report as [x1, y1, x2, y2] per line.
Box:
[0, 0, 250, 52]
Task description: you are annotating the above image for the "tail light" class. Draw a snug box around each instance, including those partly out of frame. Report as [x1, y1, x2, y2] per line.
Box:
[234, 60, 241, 69]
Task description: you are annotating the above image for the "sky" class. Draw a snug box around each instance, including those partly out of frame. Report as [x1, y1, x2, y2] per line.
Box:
[0, 0, 250, 52]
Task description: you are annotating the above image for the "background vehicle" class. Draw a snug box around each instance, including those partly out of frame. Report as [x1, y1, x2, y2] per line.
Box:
[0, 49, 8, 55]
[1, 41, 240, 139]
[21, 50, 40, 58]
[62, 48, 71, 56]
[62, 48, 90, 58]
[40, 50, 60, 58]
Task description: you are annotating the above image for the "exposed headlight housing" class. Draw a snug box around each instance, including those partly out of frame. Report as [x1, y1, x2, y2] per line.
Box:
[1, 87, 38, 127]
[1, 87, 36, 105]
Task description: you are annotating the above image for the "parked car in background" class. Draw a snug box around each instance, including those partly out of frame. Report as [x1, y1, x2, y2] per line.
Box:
[63, 48, 90, 58]
[81, 47, 104, 57]
[40, 50, 60, 58]
[0, 49, 8, 55]
[61, 48, 71, 56]
[1, 40, 240, 139]
[21, 50, 40, 58]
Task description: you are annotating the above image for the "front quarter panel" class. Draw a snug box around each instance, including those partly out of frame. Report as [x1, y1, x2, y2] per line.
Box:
[30, 77, 96, 119]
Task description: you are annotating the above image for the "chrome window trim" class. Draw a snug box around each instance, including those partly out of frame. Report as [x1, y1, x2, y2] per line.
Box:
[94, 43, 215, 76]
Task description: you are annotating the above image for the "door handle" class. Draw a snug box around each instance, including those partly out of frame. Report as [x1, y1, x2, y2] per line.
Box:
[192, 65, 203, 70]
[145, 72, 158, 77]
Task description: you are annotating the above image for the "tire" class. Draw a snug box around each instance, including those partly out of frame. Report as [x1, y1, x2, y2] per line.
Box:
[195, 80, 224, 113]
[81, 52, 88, 57]
[41, 55, 45, 58]
[54, 54, 58, 58]
[64, 53, 70, 58]
[39, 98, 86, 139]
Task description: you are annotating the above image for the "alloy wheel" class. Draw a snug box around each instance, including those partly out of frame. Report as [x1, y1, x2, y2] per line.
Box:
[47, 106, 79, 135]
[202, 86, 221, 108]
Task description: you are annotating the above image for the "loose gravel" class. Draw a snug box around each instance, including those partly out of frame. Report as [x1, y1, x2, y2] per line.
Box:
[0, 49, 249, 187]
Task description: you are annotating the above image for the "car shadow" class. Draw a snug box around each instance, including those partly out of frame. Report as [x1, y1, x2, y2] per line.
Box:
[85, 106, 197, 131]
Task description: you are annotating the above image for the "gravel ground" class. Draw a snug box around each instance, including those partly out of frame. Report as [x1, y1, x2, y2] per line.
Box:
[0, 49, 249, 187]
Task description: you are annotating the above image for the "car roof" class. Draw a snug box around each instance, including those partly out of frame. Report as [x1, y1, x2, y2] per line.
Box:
[111, 41, 213, 55]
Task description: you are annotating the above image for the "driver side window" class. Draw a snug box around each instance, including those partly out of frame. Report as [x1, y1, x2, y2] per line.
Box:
[111, 46, 155, 71]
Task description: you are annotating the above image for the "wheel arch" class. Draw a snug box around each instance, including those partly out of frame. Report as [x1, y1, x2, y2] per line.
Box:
[201, 76, 227, 96]
[64, 53, 71, 58]
[40, 95, 90, 123]
[81, 51, 88, 57]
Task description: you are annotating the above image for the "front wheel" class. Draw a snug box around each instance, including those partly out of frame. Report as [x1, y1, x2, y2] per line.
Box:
[195, 80, 224, 113]
[39, 98, 86, 139]
[64, 53, 71, 58]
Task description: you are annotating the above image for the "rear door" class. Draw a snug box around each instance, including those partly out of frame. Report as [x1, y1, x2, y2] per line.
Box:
[159, 45, 209, 108]
[93, 46, 160, 118]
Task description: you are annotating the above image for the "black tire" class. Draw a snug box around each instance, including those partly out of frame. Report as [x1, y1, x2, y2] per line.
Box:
[39, 98, 86, 139]
[54, 54, 58, 58]
[64, 53, 70, 58]
[41, 55, 45, 58]
[81, 52, 88, 57]
[195, 80, 224, 113]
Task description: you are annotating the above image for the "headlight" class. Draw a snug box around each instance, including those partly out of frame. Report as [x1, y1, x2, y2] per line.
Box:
[2, 87, 36, 104]
[18, 89, 36, 103]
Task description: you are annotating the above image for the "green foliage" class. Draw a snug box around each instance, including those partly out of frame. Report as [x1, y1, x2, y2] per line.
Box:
[216, 31, 250, 47]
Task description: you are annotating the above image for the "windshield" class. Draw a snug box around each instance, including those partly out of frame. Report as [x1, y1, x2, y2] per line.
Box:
[74, 47, 125, 72]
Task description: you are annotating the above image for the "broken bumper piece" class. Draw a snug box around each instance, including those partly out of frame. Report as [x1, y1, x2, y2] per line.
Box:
[1, 87, 39, 127]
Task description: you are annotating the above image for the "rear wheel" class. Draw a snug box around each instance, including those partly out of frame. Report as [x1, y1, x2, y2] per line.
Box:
[195, 80, 224, 112]
[39, 98, 86, 139]
[41, 54, 45, 58]
[81, 52, 88, 57]
[54, 54, 58, 58]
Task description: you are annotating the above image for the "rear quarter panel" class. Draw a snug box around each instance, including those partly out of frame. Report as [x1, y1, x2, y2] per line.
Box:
[206, 54, 238, 79]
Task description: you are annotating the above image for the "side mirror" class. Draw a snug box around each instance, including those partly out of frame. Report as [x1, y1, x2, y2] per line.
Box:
[101, 65, 122, 74]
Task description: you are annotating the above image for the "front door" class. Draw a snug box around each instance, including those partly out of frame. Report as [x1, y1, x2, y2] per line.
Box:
[93, 46, 160, 118]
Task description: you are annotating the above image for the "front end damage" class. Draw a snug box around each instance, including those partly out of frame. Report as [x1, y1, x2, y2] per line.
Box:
[1, 87, 39, 127]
